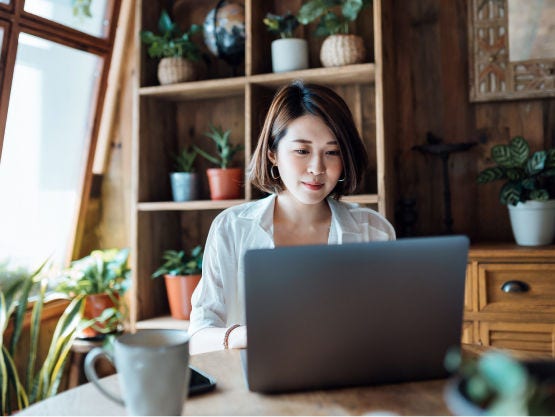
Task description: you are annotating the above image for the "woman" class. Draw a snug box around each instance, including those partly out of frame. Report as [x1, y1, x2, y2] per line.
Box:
[188, 80, 395, 354]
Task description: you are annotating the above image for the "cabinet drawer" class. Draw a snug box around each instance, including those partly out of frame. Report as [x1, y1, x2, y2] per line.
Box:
[477, 263, 555, 314]
[478, 322, 555, 358]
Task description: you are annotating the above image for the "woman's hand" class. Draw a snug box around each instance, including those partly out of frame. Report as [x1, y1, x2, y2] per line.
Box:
[227, 325, 247, 349]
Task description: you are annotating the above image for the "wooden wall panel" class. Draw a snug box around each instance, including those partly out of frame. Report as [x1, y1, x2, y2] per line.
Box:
[391, 0, 555, 241]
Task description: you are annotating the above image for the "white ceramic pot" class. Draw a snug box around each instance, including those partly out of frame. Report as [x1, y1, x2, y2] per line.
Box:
[170, 172, 199, 202]
[271, 38, 309, 73]
[507, 199, 555, 246]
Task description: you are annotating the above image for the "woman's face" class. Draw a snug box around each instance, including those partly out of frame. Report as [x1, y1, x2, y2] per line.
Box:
[269, 114, 343, 205]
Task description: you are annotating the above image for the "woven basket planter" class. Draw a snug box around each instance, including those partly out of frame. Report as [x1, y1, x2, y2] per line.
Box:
[320, 34, 366, 67]
[157, 57, 197, 85]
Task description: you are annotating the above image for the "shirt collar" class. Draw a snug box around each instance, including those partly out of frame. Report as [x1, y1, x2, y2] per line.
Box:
[237, 194, 276, 235]
[236, 194, 362, 240]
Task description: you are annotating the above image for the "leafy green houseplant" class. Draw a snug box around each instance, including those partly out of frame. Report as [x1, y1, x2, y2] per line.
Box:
[444, 348, 555, 415]
[140, 10, 203, 85]
[477, 136, 555, 246]
[264, 12, 300, 38]
[194, 125, 245, 200]
[170, 146, 199, 202]
[56, 248, 130, 338]
[297, 0, 371, 67]
[1, 261, 85, 414]
[152, 246, 203, 320]
[264, 11, 308, 73]
[477, 136, 555, 205]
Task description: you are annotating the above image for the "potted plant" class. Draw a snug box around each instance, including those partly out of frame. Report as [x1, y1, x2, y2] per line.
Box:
[55, 248, 131, 338]
[152, 246, 203, 320]
[140, 9, 203, 85]
[477, 135, 555, 246]
[264, 11, 308, 73]
[194, 124, 245, 200]
[443, 347, 555, 415]
[170, 146, 199, 202]
[0, 260, 85, 414]
[297, 0, 371, 67]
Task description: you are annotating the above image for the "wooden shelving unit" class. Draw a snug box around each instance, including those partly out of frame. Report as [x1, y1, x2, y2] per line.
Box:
[131, 0, 394, 327]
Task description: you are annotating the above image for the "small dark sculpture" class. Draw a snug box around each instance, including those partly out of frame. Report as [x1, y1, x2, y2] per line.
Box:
[413, 133, 477, 234]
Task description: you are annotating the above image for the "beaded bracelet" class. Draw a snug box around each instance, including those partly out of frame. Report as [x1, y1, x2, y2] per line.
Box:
[223, 324, 241, 349]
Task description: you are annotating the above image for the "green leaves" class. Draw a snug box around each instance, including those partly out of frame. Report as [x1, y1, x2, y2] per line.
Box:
[297, 0, 371, 36]
[56, 248, 130, 298]
[444, 348, 541, 415]
[195, 125, 245, 169]
[140, 10, 202, 60]
[174, 146, 198, 172]
[1, 262, 84, 414]
[152, 246, 203, 278]
[264, 12, 300, 38]
[477, 136, 555, 205]
[71, 0, 92, 18]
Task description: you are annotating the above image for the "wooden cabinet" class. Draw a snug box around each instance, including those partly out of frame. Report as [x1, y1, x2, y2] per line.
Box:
[131, 1, 394, 326]
[464, 244, 555, 357]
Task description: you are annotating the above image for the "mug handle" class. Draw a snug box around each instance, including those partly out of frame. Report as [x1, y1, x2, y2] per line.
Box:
[84, 347, 125, 406]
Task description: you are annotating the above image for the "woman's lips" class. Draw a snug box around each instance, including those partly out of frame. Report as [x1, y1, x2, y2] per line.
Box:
[302, 182, 324, 191]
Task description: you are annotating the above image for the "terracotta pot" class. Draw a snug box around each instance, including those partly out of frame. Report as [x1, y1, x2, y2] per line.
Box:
[164, 274, 202, 320]
[206, 167, 243, 200]
[80, 293, 119, 339]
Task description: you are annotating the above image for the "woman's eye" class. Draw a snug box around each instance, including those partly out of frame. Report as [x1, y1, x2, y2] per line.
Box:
[327, 150, 341, 156]
[295, 149, 309, 155]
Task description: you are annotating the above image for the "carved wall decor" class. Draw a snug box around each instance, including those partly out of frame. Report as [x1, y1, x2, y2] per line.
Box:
[469, 0, 555, 101]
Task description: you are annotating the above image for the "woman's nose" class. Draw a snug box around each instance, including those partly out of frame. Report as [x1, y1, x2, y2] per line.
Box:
[307, 155, 325, 175]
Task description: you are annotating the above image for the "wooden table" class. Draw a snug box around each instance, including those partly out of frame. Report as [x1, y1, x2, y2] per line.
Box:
[17, 349, 451, 416]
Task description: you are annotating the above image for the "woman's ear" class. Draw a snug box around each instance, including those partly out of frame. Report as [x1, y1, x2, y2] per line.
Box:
[267, 150, 277, 165]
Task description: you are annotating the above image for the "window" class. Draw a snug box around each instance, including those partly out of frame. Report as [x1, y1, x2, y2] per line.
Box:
[0, 0, 120, 270]
[24, 0, 112, 38]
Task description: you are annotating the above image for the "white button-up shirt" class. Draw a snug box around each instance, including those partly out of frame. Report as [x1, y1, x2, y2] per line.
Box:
[188, 194, 396, 336]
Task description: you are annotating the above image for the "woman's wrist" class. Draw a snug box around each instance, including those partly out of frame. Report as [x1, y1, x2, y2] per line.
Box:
[223, 324, 241, 349]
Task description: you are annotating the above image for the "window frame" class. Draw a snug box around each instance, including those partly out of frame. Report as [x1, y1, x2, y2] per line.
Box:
[0, 0, 122, 264]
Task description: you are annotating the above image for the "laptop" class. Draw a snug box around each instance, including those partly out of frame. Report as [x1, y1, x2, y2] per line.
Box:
[242, 235, 469, 393]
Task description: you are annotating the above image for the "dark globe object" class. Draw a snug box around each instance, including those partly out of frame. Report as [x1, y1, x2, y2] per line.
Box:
[203, 0, 245, 68]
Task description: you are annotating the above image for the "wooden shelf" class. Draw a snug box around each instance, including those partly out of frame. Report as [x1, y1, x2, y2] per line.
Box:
[137, 199, 248, 211]
[138, 64, 376, 101]
[139, 76, 246, 100]
[132, 0, 390, 326]
[341, 194, 379, 205]
[249, 63, 376, 87]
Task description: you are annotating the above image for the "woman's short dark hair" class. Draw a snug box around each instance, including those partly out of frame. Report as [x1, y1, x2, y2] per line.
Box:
[247, 80, 368, 199]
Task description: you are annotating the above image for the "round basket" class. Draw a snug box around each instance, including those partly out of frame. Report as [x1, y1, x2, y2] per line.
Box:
[157, 57, 197, 85]
[320, 34, 366, 67]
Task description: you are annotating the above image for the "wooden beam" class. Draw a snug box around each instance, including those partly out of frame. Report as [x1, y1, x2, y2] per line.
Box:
[93, 0, 135, 174]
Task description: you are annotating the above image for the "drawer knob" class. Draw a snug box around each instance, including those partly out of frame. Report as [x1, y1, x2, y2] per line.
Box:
[501, 280, 529, 293]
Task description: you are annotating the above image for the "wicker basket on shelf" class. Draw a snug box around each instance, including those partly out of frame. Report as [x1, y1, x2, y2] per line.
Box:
[157, 57, 197, 85]
[320, 34, 366, 67]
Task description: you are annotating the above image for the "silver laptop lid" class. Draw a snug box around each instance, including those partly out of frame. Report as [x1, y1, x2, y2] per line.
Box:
[243, 235, 469, 393]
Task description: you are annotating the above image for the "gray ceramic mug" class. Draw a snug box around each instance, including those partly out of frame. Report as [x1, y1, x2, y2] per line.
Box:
[84, 329, 190, 416]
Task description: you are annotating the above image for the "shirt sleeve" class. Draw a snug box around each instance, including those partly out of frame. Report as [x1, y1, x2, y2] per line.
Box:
[350, 206, 396, 241]
[188, 212, 237, 336]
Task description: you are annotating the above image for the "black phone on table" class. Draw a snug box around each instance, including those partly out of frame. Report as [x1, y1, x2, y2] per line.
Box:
[189, 365, 216, 396]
